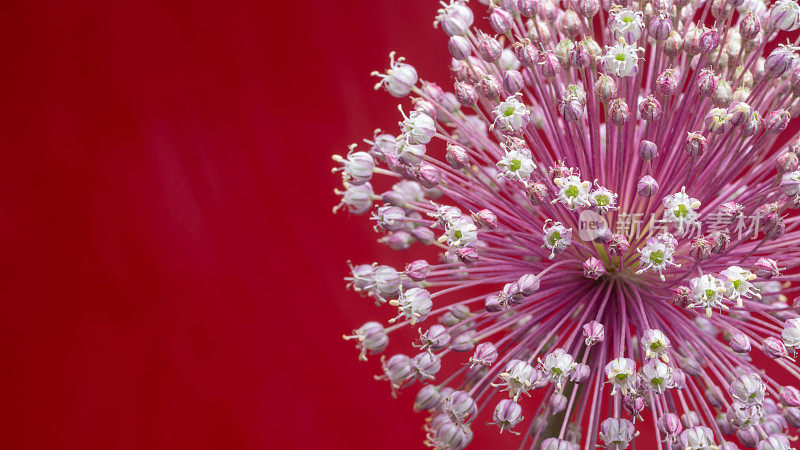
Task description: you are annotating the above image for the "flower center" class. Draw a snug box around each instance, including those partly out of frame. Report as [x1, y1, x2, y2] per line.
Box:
[509, 159, 521, 171]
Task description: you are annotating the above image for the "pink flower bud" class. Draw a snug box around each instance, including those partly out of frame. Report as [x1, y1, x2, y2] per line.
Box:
[765, 109, 791, 134]
[740, 12, 761, 40]
[663, 31, 683, 57]
[729, 332, 751, 353]
[778, 152, 800, 173]
[502, 70, 525, 94]
[514, 41, 538, 68]
[476, 75, 502, 100]
[639, 139, 658, 161]
[607, 233, 630, 255]
[489, 7, 514, 34]
[609, 98, 630, 126]
[549, 393, 567, 414]
[648, 13, 673, 40]
[655, 69, 678, 96]
[637, 175, 659, 197]
[696, 70, 718, 97]
[582, 320, 604, 345]
[699, 28, 720, 54]
[448, 36, 471, 60]
[454, 81, 477, 107]
[526, 182, 548, 205]
[537, 51, 560, 78]
[658, 413, 683, 436]
[568, 43, 591, 69]
[763, 336, 788, 359]
[595, 74, 617, 103]
[689, 236, 712, 261]
[742, 110, 762, 136]
[781, 385, 800, 407]
[639, 95, 662, 121]
[583, 257, 606, 280]
[470, 342, 498, 367]
[477, 34, 502, 62]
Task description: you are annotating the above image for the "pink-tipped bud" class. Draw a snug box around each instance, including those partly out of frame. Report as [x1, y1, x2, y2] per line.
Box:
[637, 175, 659, 197]
[740, 12, 761, 40]
[655, 69, 678, 96]
[639, 140, 658, 161]
[568, 43, 591, 69]
[730, 332, 751, 353]
[583, 257, 606, 280]
[489, 7, 514, 34]
[537, 51, 560, 78]
[663, 31, 683, 57]
[609, 98, 630, 126]
[684, 132, 707, 157]
[446, 143, 469, 169]
[765, 109, 791, 134]
[763, 337, 788, 359]
[477, 34, 503, 63]
[699, 28, 720, 54]
[549, 393, 568, 414]
[689, 236, 712, 261]
[638, 95, 662, 121]
[595, 74, 617, 103]
[648, 13, 673, 40]
[448, 36, 471, 61]
[778, 152, 800, 173]
[454, 81, 477, 107]
[607, 233, 630, 255]
[696, 70, 718, 97]
[658, 413, 683, 436]
[469, 342, 498, 367]
[583, 320, 605, 345]
[502, 70, 525, 94]
[708, 231, 729, 254]
[742, 110, 762, 136]
[514, 42, 538, 68]
[405, 259, 431, 281]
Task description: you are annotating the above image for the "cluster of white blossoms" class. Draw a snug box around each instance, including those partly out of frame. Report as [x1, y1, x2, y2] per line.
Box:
[335, 0, 800, 448]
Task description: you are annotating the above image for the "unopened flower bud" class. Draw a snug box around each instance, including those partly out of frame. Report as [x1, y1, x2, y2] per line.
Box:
[448, 36, 471, 60]
[502, 70, 525, 94]
[639, 140, 658, 161]
[583, 320, 604, 345]
[655, 69, 678, 96]
[469, 342, 498, 367]
[405, 259, 430, 281]
[639, 95, 662, 121]
[765, 109, 791, 134]
[538, 51, 560, 78]
[568, 43, 591, 69]
[663, 31, 683, 57]
[781, 385, 800, 407]
[764, 337, 788, 359]
[583, 257, 606, 279]
[741, 12, 761, 40]
[490, 7, 514, 34]
[609, 98, 630, 126]
[595, 74, 617, 103]
[649, 13, 673, 40]
[637, 175, 659, 197]
[549, 393, 567, 414]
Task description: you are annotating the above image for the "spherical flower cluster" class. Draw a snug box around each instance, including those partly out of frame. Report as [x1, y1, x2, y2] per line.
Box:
[335, 0, 800, 448]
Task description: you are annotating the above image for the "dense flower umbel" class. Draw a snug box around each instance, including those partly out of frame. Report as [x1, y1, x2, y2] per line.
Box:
[335, 0, 800, 448]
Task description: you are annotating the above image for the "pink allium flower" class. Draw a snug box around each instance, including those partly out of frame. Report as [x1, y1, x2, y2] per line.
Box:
[337, 0, 800, 448]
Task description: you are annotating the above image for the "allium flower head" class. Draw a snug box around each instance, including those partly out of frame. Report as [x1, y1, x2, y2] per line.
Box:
[336, 0, 800, 448]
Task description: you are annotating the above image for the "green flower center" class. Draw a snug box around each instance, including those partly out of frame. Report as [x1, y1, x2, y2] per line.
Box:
[454, 230, 462, 240]
[565, 185, 579, 198]
[649, 250, 664, 265]
[504, 107, 514, 117]
[674, 204, 689, 218]
[548, 231, 561, 246]
[509, 159, 521, 171]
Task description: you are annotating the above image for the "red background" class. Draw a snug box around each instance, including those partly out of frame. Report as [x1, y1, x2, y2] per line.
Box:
[0, 1, 459, 448]
[1, 1, 797, 449]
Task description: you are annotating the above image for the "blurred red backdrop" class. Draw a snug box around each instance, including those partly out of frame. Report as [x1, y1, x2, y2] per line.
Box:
[0, 0, 462, 448]
[0, 1, 798, 449]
